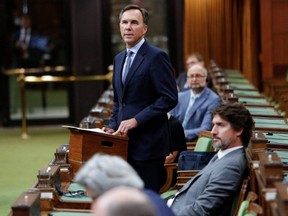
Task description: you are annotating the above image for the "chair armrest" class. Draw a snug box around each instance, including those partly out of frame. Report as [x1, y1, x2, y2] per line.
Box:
[187, 141, 196, 151]
[159, 163, 178, 194]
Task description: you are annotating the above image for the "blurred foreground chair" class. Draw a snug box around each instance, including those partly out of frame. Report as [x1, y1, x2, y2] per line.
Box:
[236, 191, 263, 216]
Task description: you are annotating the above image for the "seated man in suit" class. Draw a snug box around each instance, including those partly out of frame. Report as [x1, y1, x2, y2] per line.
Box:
[170, 64, 221, 141]
[168, 103, 254, 216]
[11, 14, 48, 68]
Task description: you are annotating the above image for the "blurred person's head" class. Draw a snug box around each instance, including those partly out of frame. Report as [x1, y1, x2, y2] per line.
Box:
[20, 14, 31, 29]
[74, 153, 144, 200]
[92, 186, 157, 216]
[185, 53, 204, 71]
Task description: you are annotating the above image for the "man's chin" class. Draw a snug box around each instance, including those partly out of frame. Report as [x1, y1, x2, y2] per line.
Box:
[212, 141, 222, 150]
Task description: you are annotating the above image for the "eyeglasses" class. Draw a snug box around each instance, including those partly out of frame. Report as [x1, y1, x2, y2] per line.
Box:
[55, 185, 88, 198]
[187, 74, 206, 79]
[63, 190, 87, 198]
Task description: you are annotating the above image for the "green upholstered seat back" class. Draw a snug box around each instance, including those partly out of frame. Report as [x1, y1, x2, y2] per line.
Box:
[194, 136, 212, 152]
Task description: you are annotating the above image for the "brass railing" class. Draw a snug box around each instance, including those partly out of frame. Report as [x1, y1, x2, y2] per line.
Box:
[4, 66, 113, 139]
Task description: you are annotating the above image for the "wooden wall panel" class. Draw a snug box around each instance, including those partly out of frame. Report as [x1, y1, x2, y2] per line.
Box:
[273, 35, 288, 65]
[272, 3, 288, 34]
[260, 0, 288, 79]
[260, 0, 273, 79]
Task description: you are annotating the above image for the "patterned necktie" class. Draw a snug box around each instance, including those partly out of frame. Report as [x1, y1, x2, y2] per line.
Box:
[122, 50, 133, 84]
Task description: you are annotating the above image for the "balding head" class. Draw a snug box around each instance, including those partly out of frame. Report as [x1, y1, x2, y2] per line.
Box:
[186, 64, 208, 93]
[92, 186, 157, 216]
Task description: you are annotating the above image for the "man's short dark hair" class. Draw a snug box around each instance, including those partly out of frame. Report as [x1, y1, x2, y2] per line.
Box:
[186, 52, 204, 62]
[212, 103, 254, 147]
[119, 4, 149, 25]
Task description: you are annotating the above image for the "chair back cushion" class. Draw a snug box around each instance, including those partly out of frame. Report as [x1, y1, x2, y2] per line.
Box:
[194, 137, 212, 152]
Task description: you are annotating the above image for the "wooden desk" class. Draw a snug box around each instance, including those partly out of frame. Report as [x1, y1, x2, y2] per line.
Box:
[248, 131, 268, 160]
[254, 117, 288, 133]
[31, 161, 92, 212]
[227, 77, 250, 84]
[64, 126, 129, 174]
[10, 189, 41, 216]
[263, 132, 288, 150]
[271, 183, 288, 216]
[238, 97, 271, 106]
[223, 69, 245, 79]
[229, 83, 257, 91]
[253, 152, 284, 216]
[246, 106, 283, 118]
[233, 89, 263, 98]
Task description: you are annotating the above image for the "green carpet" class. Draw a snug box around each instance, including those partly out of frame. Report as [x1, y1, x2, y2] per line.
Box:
[0, 126, 70, 216]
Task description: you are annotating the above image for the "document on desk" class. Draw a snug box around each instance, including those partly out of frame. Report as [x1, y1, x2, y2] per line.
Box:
[62, 125, 128, 139]
[61, 125, 107, 134]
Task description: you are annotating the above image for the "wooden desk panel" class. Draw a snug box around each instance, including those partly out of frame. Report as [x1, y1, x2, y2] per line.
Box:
[247, 106, 283, 118]
[253, 117, 288, 132]
[65, 126, 128, 174]
[234, 89, 263, 97]
[11, 190, 41, 216]
[238, 97, 271, 106]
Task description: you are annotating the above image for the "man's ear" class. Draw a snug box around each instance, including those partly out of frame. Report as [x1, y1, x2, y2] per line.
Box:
[236, 128, 243, 137]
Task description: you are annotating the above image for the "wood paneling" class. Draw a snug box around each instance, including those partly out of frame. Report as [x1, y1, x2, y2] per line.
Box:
[273, 34, 288, 65]
[260, 0, 288, 79]
[260, 0, 273, 79]
[272, 3, 288, 34]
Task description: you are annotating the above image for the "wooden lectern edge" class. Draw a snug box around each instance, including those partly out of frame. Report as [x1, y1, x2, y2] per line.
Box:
[62, 125, 129, 141]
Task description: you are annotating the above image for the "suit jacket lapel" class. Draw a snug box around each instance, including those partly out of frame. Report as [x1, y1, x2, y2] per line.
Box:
[115, 52, 126, 99]
[181, 91, 191, 121]
[124, 53, 144, 87]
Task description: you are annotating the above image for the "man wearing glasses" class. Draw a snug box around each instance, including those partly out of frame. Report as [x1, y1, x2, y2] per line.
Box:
[170, 64, 221, 141]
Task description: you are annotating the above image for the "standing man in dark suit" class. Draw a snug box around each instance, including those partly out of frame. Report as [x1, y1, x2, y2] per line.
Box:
[168, 103, 254, 216]
[103, 4, 178, 192]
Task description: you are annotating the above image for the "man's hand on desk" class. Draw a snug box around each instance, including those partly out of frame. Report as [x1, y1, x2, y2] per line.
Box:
[102, 127, 127, 137]
[112, 118, 138, 137]
[102, 127, 115, 134]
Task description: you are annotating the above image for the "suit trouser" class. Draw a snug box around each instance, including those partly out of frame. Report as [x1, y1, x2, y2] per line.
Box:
[128, 157, 166, 193]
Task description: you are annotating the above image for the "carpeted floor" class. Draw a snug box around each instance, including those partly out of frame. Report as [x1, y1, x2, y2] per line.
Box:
[0, 125, 70, 216]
